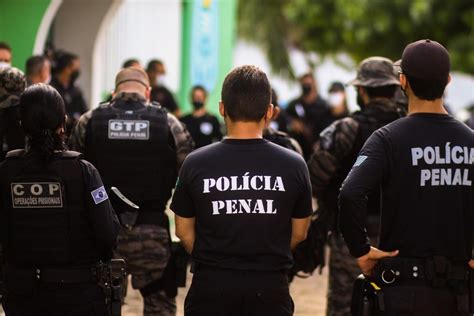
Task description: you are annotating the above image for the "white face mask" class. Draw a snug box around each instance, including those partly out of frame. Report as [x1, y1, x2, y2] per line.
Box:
[328, 92, 345, 107]
[0, 61, 11, 69]
[156, 75, 166, 86]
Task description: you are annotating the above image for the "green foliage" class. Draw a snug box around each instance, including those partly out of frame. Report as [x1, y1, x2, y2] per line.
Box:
[238, 0, 474, 75]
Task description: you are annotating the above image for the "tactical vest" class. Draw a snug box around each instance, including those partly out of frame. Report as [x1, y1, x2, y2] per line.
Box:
[0, 150, 101, 267]
[321, 101, 401, 230]
[85, 102, 176, 208]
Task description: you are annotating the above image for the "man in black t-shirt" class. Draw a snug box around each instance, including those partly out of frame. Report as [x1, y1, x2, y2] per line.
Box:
[171, 65, 313, 316]
[180, 85, 223, 149]
[147, 59, 180, 116]
[339, 40, 473, 315]
[286, 73, 333, 159]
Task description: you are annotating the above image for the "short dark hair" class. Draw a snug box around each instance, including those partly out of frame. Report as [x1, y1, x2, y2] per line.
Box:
[122, 58, 140, 68]
[191, 85, 207, 98]
[364, 85, 398, 99]
[406, 75, 448, 101]
[26, 55, 47, 76]
[221, 65, 271, 122]
[147, 59, 163, 72]
[54, 51, 78, 73]
[0, 42, 11, 52]
[299, 72, 314, 82]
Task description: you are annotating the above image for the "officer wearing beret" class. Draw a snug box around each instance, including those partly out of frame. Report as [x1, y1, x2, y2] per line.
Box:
[307, 57, 403, 316]
[339, 40, 473, 315]
[0, 84, 120, 315]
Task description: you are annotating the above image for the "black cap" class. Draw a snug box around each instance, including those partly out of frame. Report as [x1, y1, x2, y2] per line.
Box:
[395, 39, 450, 80]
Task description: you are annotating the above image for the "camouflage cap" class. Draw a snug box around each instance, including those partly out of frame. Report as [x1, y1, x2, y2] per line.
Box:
[348, 56, 400, 87]
[0, 67, 26, 109]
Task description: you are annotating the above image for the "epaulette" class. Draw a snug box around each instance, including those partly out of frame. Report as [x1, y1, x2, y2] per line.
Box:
[59, 150, 83, 159]
[5, 149, 26, 159]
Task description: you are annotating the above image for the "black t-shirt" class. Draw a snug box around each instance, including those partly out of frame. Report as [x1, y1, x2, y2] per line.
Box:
[286, 96, 334, 158]
[50, 78, 88, 120]
[339, 113, 474, 260]
[180, 113, 223, 149]
[170, 138, 313, 271]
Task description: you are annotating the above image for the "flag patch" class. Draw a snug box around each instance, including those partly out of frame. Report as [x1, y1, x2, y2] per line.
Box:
[91, 186, 108, 205]
[354, 155, 368, 167]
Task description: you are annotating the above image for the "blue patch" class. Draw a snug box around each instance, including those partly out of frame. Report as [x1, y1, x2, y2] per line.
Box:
[91, 186, 108, 205]
[354, 155, 368, 167]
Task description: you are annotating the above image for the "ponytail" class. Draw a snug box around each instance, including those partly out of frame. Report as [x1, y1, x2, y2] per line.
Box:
[19, 84, 67, 162]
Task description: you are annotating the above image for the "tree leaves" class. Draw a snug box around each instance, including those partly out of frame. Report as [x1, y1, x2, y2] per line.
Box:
[238, 0, 474, 75]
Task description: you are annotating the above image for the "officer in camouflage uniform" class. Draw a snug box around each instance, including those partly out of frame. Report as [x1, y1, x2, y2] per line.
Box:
[0, 67, 27, 161]
[69, 67, 194, 316]
[307, 57, 403, 316]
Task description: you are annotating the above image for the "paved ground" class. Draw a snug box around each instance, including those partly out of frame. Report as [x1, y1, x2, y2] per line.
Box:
[122, 267, 328, 316]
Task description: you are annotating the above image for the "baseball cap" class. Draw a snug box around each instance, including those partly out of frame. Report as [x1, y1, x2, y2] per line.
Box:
[394, 39, 450, 80]
[0, 67, 26, 109]
[348, 56, 400, 87]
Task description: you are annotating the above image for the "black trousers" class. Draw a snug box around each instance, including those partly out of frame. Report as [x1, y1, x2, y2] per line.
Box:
[185, 266, 294, 316]
[374, 285, 470, 316]
[3, 283, 107, 316]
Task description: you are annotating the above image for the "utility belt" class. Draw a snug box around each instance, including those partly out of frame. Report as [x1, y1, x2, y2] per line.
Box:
[351, 256, 472, 316]
[4, 265, 97, 284]
[371, 256, 468, 288]
[3, 260, 127, 316]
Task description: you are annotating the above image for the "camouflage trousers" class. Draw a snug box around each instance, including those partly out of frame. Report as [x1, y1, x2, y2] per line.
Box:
[326, 234, 379, 316]
[115, 224, 176, 316]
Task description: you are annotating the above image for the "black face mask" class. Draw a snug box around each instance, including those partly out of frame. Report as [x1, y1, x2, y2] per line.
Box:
[357, 91, 366, 110]
[301, 84, 312, 96]
[192, 101, 205, 110]
[70, 70, 80, 85]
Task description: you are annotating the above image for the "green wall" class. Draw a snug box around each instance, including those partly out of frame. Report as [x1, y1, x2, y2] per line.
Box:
[0, 0, 52, 71]
[179, 0, 238, 117]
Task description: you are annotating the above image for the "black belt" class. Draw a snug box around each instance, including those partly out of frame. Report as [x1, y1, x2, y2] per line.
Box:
[5, 266, 96, 284]
[371, 256, 469, 288]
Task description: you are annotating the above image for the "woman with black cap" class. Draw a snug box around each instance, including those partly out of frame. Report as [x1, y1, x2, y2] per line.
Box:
[0, 84, 120, 315]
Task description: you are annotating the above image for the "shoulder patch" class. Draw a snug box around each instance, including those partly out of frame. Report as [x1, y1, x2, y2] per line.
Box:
[91, 186, 109, 205]
[353, 155, 368, 167]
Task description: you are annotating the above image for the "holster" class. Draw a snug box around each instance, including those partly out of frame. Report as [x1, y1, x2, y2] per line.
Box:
[118, 210, 138, 230]
[95, 259, 127, 316]
[0, 264, 4, 304]
[470, 269, 474, 313]
[351, 274, 375, 316]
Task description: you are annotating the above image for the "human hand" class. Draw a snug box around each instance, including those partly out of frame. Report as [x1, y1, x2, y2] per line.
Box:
[357, 246, 399, 276]
[468, 259, 474, 269]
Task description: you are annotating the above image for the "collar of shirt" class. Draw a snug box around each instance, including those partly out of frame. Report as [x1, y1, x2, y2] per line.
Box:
[112, 92, 147, 104]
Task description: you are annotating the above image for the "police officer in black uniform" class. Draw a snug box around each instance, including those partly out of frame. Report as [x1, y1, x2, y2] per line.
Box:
[307, 57, 402, 316]
[180, 85, 223, 149]
[0, 84, 120, 315]
[339, 40, 474, 315]
[69, 67, 194, 316]
[171, 65, 313, 316]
